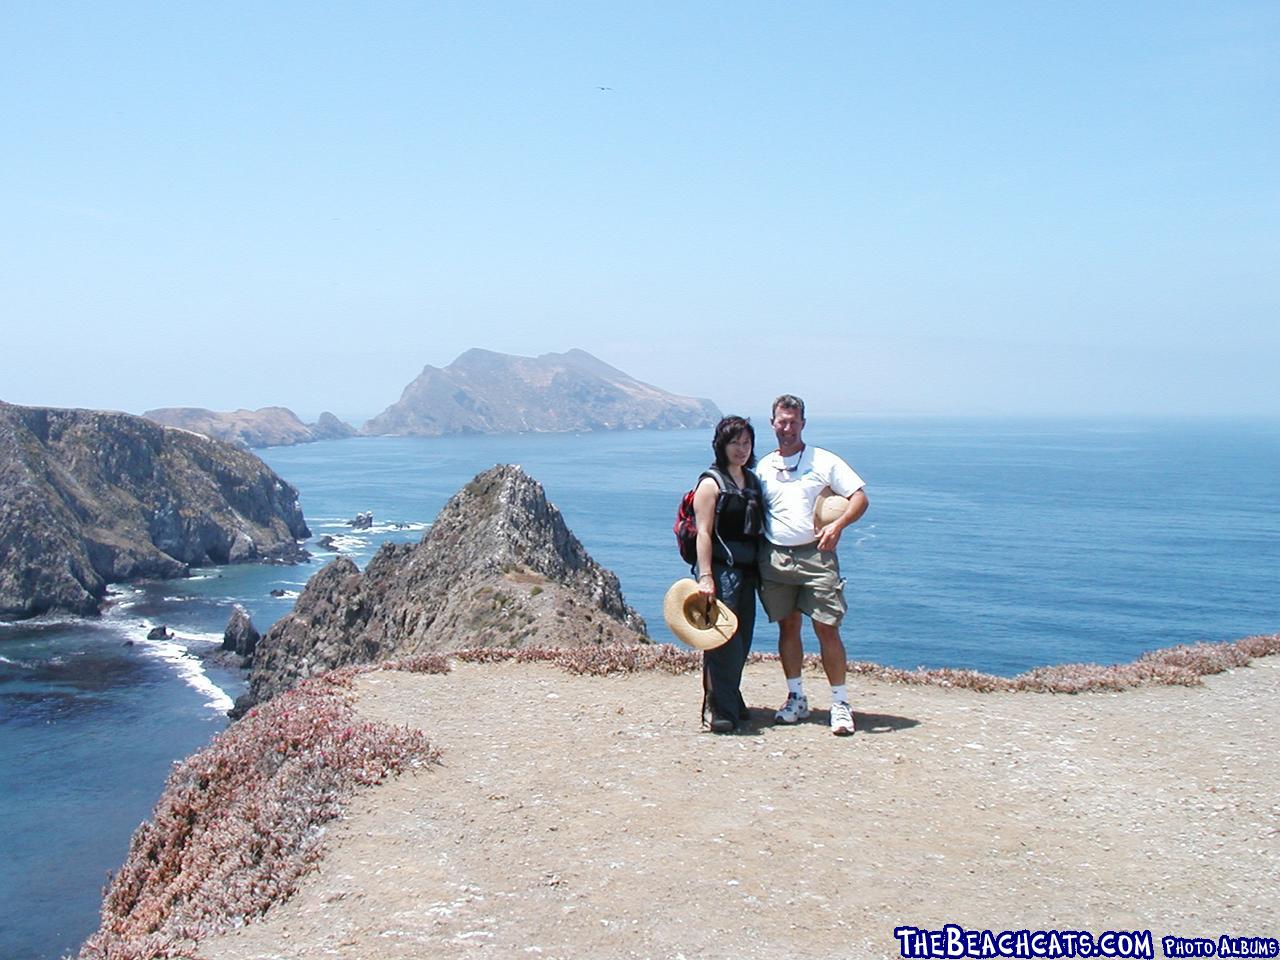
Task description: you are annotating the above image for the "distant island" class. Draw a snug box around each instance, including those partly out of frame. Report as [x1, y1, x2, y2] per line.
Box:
[137, 349, 719, 447]
[361, 347, 720, 436]
[143, 407, 356, 449]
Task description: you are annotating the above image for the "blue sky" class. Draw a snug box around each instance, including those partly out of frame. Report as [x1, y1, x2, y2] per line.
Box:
[3, 2, 1276, 422]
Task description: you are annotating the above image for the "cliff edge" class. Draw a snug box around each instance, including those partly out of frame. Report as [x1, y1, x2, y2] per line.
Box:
[79, 646, 1280, 960]
[234, 465, 647, 714]
[0, 402, 311, 619]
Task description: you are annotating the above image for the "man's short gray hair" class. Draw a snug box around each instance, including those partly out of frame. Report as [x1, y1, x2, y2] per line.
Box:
[771, 394, 805, 420]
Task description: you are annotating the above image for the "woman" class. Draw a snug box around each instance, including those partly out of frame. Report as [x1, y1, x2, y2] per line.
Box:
[692, 415, 764, 732]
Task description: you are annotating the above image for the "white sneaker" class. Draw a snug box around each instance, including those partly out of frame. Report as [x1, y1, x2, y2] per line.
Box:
[774, 693, 810, 724]
[830, 700, 855, 736]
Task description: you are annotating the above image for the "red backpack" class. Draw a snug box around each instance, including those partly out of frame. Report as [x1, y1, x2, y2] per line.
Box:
[673, 469, 727, 565]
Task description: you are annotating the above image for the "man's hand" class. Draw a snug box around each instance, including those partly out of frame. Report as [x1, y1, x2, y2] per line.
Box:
[815, 523, 843, 552]
[815, 489, 868, 552]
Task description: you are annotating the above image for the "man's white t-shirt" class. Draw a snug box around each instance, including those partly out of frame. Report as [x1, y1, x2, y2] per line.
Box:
[756, 445, 865, 546]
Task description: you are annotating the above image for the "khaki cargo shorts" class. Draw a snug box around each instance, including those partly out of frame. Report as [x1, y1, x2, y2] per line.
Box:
[758, 541, 847, 626]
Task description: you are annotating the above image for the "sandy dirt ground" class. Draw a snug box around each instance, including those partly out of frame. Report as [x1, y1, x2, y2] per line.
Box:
[197, 657, 1279, 960]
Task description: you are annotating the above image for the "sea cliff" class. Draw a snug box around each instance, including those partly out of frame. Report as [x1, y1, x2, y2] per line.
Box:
[0, 402, 310, 619]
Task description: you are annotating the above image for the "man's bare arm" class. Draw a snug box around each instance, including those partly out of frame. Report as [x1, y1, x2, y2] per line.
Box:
[816, 489, 868, 552]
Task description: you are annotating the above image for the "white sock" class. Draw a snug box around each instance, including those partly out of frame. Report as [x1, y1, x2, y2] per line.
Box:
[830, 684, 848, 705]
[787, 676, 805, 698]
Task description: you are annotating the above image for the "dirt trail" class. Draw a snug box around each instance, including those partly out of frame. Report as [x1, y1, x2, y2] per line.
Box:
[197, 657, 1280, 959]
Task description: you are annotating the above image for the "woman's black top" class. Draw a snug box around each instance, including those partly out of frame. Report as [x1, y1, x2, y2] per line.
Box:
[705, 467, 763, 566]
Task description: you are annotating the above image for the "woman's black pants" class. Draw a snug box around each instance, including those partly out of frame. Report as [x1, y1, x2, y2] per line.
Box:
[699, 562, 757, 728]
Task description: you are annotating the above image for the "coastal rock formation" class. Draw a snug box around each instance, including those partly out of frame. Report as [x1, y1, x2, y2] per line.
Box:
[222, 605, 261, 659]
[234, 465, 647, 715]
[0, 402, 311, 620]
[142, 407, 356, 449]
[311, 411, 357, 441]
[361, 348, 721, 436]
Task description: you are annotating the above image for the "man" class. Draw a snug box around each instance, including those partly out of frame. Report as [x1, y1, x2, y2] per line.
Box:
[756, 394, 869, 735]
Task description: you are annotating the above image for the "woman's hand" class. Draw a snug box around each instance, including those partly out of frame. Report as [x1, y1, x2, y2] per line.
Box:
[697, 573, 716, 604]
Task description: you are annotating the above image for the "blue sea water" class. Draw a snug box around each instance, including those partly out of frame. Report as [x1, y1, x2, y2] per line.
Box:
[2, 417, 1277, 958]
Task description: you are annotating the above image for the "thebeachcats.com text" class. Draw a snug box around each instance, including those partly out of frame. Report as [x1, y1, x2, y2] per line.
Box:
[894, 926, 1280, 959]
[1163, 936, 1280, 958]
[893, 925, 1155, 959]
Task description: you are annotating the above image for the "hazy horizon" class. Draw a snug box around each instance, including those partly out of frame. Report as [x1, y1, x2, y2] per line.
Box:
[4, 3, 1276, 420]
[7, 338, 1280, 427]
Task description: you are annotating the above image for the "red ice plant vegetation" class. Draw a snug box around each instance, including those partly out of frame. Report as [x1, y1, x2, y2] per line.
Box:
[77, 657, 446, 960]
[457, 633, 1280, 693]
[455, 642, 704, 675]
[844, 633, 1280, 693]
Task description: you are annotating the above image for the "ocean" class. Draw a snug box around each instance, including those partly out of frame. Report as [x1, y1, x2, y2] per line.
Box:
[2, 417, 1277, 958]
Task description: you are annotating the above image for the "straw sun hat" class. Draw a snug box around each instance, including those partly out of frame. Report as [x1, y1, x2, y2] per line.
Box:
[662, 578, 738, 651]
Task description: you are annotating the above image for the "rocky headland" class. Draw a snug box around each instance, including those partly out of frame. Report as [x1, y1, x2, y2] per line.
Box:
[361, 347, 721, 436]
[233, 464, 648, 715]
[0, 402, 311, 619]
[143, 406, 356, 449]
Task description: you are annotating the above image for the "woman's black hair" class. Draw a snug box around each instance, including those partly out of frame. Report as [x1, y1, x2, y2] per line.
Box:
[712, 415, 756, 470]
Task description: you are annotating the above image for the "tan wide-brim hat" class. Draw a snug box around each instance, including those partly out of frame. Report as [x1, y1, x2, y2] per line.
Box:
[662, 578, 738, 651]
[814, 486, 851, 528]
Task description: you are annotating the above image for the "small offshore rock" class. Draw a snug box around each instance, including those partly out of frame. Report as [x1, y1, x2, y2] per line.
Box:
[310, 411, 357, 441]
[222, 604, 261, 659]
[147, 626, 171, 640]
[348, 512, 374, 530]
